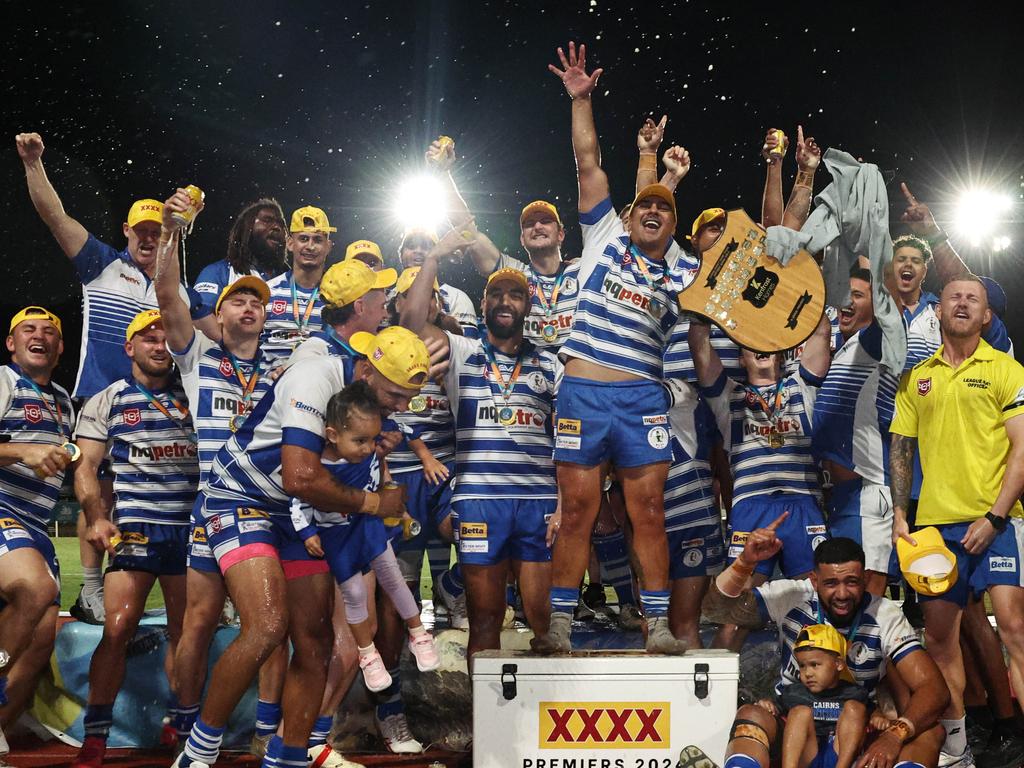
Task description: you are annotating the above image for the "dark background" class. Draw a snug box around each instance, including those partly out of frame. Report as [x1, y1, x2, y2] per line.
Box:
[3, 1, 1022, 385]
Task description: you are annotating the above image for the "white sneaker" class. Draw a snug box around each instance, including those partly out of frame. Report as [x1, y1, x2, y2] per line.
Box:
[938, 747, 976, 768]
[171, 752, 212, 768]
[70, 585, 105, 625]
[434, 572, 468, 630]
[374, 711, 424, 754]
[307, 744, 366, 767]
[408, 631, 440, 672]
[359, 649, 392, 692]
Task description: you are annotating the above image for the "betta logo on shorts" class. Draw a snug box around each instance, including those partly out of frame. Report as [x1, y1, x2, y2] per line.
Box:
[538, 702, 670, 748]
[917, 378, 932, 396]
[24, 403, 42, 423]
[219, 357, 235, 377]
[123, 408, 142, 426]
[271, 299, 288, 315]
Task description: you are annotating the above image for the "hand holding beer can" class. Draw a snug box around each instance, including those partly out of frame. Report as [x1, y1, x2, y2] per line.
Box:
[172, 185, 205, 229]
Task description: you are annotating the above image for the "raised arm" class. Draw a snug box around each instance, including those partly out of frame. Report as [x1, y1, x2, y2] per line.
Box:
[155, 189, 201, 352]
[15, 132, 89, 259]
[899, 182, 966, 283]
[796, 311, 833, 378]
[548, 42, 609, 212]
[636, 115, 666, 192]
[659, 145, 691, 193]
[685, 316, 724, 388]
[399, 227, 473, 348]
[781, 126, 820, 230]
[760, 128, 787, 227]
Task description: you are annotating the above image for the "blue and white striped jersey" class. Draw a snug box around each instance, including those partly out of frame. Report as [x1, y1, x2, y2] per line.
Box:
[261, 271, 325, 368]
[664, 380, 720, 531]
[560, 198, 699, 381]
[702, 367, 824, 506]
[903, 293, 941, 371]
[494, 254, 582, 350]
[812, 323, 899, 485]
[71, 235, 190, 398]
[755, 578, 922, 698]
[291, 453, 380, 538]
[76, 377, 199, 527]
[285, 327, 359, 368]
[0, 365, 75, 533]
[203, 352, 356, 515]
[444, 333, 560, 501]
[664, 317, 745, 384]
[783, 305, 842, 376]
[439, 284, 479, 336]
[170, 333, 271, 485]
[190, 259, 268, 320]
[388, 379, 455, 474]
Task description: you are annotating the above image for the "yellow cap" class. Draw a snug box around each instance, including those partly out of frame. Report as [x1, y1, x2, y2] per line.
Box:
[689, 207, 727, 239]
[897, 526, 958, 597]
[486, 267, 530, 293]
[794, 624, 847, 657]
[320, 260, 397, 308]
[400, 228, 439, 248]
[215, 275, 271, 314]
[520, 200, 563, 228]
[8, 306, 63, 337]
[349, 327, 430, 390]
[125, 309, 163, 342]
[395, 266, 439, 295]
[628, 184, 678, 223]
[289, 205, 336, 234]
[127, 199, 163, 228]
[344, 239, 384, 264]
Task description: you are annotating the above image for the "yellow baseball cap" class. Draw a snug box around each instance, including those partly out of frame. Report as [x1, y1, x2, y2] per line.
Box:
[215, 275, 271, 314]
[395, 266, 439, 295]
[125, 309, 163, 342]
[349, 326, 430, 390]
[520, 200, 563, 228]
[9, 306, 63, 337]
[897, 526, 958, 597]
[344, 239, 384, 265]
[486, 267, 529, 293]
[320, 260, 397, 308]
[127, 199, 164, 228]
[628, 183, 678, 222]
[289, 205, 337, 234]
[794, 624, 847, 658]
[690, 207, 727, 239]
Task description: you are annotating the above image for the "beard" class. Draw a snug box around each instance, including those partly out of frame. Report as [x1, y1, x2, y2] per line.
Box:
[250, 232, 285, 271]
[485, 305, 524, 340]
[136, 357, 173, 378]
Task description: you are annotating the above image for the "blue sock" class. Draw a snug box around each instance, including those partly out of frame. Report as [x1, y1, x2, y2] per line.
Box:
[550, 586, 579, 614]
[309, 714, 333, 747]
[639, 589, 670, 618]
[894, 763, 926, 768]
[724, 755, 760, 768]
[255, 698, 282, 738]
[506, 583, 517, 606]
[374, 667, 404, 719]
[83, 703, 114, 739]
[184, 716, 225, 764]
[174, 703, 200, 742]
[440, 565, 464, 598]
[0, 677, 7, 707]
[261, 734, 282, 767]
[272, 743, 309, 768]
[593, 530, 636, 605]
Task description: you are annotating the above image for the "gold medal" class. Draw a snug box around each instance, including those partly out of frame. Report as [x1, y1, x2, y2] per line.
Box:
[229, 413, 246, 433]
[62, 442, 82, 463]
[409, 395, 427, 413]
[498, 406, 516, 425]
[542, 323, 558, 341]
[768, 431, 785, 449]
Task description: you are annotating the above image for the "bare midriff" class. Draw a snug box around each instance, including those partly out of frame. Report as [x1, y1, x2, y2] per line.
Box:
[564, 357, 646, 382]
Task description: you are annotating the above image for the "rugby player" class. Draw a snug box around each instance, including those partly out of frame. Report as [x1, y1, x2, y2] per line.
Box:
[71, 310, 199, 768]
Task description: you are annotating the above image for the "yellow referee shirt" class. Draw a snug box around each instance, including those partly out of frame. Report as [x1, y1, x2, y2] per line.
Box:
[891, 339, 1024, 525]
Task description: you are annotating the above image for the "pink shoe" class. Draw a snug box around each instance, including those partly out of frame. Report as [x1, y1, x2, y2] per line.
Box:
[359, 649, 392, 692]
[408, 632, 440, 672]
[71, 735, 106, 768]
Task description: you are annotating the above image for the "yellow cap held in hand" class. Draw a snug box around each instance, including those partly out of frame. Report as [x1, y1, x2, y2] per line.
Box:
[897, 526, 958, 597]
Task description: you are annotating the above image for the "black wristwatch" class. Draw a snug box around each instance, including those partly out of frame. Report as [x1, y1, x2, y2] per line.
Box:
[985, 512, 1008, 532]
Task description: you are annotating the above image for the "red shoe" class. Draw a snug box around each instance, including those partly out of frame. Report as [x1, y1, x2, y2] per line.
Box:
[160, 716, 178, 749]
[71, 735, 107, 768]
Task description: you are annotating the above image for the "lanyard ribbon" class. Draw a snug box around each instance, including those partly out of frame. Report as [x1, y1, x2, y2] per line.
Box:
[25, 379, 67, 441]
[628, 244, 667, 291]
[743, 379, 786, 424]
[532, 265, 567, 318]
[226, 352, 262, 412]
[134, 382, 193, 438]
[816, 597, 866, 672]
[482, 341, 524, 404]
[326, 327, 359, 357]
[290, 275, 319, 332]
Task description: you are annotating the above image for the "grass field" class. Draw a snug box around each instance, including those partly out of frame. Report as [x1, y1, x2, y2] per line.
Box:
[51, 535, 441, 613]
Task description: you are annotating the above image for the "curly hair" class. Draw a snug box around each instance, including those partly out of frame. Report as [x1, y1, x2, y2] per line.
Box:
[226, 198, 286, 274]
[892, 234, 932, 262]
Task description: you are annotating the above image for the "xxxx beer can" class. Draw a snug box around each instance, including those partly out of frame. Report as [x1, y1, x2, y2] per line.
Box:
[172, 184, 205, 228]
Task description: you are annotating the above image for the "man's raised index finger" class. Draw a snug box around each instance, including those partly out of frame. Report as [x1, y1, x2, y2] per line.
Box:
[766, 510, 790, 531]
[900, 182, 918, 205]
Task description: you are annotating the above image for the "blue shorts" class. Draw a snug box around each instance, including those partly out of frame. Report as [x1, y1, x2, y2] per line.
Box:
[453, 498, 554, 566]
[827, 478, 897, 578]
[727, 494, 827, 577]
[919, 519, 1024, 607]
[553, 376, 672, 468]
[808, 735, 838, 768]
[281, 515, 390, 584]
[108, 522, 188, 576]
[0, 514, 60, 608]
[199, 493, 304, 575]
[187, 497, 219, 574]
[667, 520, 726, 580]
[391, 466, 454, 556]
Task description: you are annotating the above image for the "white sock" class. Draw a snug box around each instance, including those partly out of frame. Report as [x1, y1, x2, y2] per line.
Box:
[408, 624, 427, 637]
[357, 643, 376, 657]
[83, 567, 103, 593]
[941, 716, 968, 755]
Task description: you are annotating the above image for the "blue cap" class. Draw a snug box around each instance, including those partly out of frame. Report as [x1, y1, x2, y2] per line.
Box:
[979, 276, 1007, 319]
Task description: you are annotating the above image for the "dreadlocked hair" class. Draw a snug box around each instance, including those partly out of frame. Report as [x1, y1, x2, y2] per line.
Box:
[226, 198, 285, 274]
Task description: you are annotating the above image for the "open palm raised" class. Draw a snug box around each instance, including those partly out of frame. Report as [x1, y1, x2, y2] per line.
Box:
[548, 41, 603, 99]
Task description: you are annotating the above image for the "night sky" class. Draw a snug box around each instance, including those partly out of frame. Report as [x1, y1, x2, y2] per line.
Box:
[4, 2, 1022, 385]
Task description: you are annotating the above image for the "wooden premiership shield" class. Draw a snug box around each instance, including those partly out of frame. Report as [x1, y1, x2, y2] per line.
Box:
[680, 209, 824, 353]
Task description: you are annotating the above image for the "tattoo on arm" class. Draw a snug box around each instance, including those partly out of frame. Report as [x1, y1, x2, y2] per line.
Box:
[890, 434, 917, 512]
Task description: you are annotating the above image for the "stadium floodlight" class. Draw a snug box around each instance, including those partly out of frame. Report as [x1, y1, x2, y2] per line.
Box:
[393, 174, 446, 234]
[954, 189, 1013, 247]
[993, 235, 1012, 253]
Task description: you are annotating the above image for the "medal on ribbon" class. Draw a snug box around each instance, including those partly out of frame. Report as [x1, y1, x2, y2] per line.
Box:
[483, 341, 524, 428]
